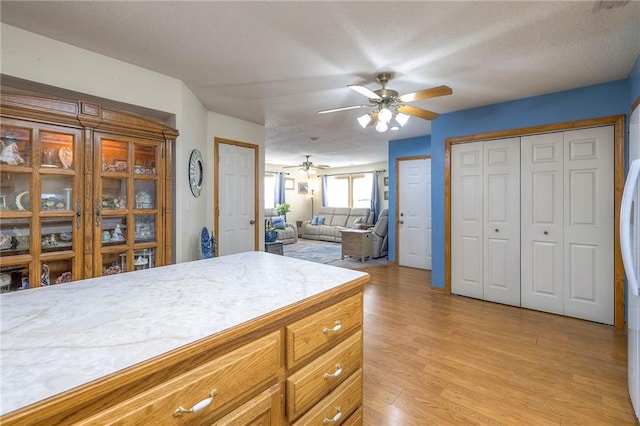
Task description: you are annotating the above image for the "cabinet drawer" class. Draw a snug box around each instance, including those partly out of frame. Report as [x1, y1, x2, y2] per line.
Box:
[211, 383, 282, 426]
[286, 294, 362, 368]
[292, 369, 362, 426]
[286, 331, 362, 421]
[342, 407, 363, 426]
[77, 331, 281, 425]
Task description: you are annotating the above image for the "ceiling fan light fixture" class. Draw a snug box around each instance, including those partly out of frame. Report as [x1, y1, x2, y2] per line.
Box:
[375, 121, 388, 132]
[378, 107, 392, 124]
[357, 113, 371, 128]
[390, 124, 400, 131]
[395, 112, 410, 127]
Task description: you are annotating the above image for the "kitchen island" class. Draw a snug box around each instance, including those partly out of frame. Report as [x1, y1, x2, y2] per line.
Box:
[0, 251, 368, 425]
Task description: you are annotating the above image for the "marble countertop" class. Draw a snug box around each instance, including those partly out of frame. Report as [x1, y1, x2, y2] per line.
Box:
[0, 251, 368, 416]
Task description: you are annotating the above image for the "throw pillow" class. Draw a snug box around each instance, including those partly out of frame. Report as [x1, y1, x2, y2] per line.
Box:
[352, 217, 363, 228]
[311, 215, 319, 226]
[317, 216, 326, 225]
[271, 216, 286, 229]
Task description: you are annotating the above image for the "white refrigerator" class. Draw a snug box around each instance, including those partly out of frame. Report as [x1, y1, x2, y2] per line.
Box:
[621, 102, 640, 422]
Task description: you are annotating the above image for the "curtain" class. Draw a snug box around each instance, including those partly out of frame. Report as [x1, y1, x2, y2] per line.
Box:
[274, 172, 285, 206]
[370, 171, 379, 223]
[321, 175, 328, 207]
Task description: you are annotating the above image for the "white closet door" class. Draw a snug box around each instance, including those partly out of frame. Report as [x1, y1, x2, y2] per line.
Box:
[521, 132, 565, 315]
[452, 142, 483, 299]
[483, 138, 521, 306]
[563, 126, 614, 325]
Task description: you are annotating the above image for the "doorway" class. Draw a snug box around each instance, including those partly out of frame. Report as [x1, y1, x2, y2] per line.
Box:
[397, 156, 432, 269]
[214, 138, 259, 255]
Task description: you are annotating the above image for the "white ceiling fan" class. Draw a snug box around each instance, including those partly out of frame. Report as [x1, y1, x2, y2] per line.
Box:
[318, 72, 453, 132]
[284, 155, 329, 175]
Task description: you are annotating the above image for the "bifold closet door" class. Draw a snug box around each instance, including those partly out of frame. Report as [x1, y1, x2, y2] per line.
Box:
[451, 139, 520, 305]
[483, 138, 520, 306]
[522, 127, 614, 324]
[562, 127, 613, 325]
[521, 132, 565, 315]
[452, 142, 483, 299]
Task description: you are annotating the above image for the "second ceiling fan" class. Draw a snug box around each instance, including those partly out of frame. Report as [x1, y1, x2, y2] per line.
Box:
[318, 72, 452, 132]
[284, 155, 329, 175]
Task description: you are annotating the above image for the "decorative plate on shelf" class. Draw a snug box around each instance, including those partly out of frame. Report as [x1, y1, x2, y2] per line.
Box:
[59, 146, 73, 169]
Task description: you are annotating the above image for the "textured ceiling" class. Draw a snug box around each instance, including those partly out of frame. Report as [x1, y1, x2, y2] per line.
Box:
[1, 1, 639, 169]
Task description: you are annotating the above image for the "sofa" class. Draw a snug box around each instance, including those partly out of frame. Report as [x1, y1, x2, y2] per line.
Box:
[371, 208, 388, 258]
[264, 208, 297, 244]
[301, 207, 372, 242]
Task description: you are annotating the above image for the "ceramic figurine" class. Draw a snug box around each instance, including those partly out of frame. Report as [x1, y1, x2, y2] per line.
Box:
[112, 224, 125, 241]
[201, 226, 212, 259]
[102, 230, 111, 242]
[41, 264, 50, 286]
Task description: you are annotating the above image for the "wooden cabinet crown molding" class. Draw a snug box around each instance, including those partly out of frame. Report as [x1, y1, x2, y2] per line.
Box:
[1, 86, 179, 140]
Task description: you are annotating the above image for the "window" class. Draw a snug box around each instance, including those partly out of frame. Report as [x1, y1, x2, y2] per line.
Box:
[325, 173, 372, 208]
[264, 173, 275, 208]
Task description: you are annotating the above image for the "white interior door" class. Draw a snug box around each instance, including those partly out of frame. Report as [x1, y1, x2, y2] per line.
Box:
[483, 138, 521, 306]
[521, 132, 565, 315]
[562, 126, 613, 324]
[217, 142, 256, 256]
[451, 142, 483, 298]
[398, 158, 431, 269]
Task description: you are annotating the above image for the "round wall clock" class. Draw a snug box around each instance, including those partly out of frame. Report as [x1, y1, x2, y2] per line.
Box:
[188, 149, 204, 197]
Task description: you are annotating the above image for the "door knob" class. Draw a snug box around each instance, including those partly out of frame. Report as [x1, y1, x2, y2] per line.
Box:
[543, 230, 549, 235]
[495, 228, 499, 233]
[249, 220, 255, 225]
[399, 220, 405, 224]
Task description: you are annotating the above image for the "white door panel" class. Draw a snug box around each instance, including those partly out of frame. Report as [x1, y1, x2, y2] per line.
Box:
[483, 138, 520, 306]
[452, 142, 483, 298]
[521, 132, 564, 314]
[563, 126, 613, 325]
[217, 143, 256, 256]
[399, 158, 431, 269]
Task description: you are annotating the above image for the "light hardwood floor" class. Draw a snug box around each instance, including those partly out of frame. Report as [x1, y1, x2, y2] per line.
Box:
[360, 265, 637, 425]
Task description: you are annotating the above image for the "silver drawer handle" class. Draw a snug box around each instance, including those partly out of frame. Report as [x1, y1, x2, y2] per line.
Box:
[322, 321, 342, 334]
[323, 363, 343, 379]
[323, 406, 342, 424]
[173, 389, 218, 417]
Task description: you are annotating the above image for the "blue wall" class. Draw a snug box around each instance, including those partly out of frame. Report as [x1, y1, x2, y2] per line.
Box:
[387, 135, 431, 261]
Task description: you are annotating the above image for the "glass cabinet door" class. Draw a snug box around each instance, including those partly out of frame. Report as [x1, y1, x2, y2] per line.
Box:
[95, 133, 162, 276]
[0, 120, 83, 292]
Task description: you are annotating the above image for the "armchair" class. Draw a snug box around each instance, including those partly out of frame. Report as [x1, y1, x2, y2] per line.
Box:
[371, 209, 389, 258]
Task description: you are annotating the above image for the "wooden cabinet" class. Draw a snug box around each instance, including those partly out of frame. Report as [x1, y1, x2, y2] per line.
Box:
[0, 87, 178, 291]
[0, 274, 365, 425]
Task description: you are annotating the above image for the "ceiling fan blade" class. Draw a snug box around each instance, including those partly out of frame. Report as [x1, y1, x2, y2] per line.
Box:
[398, 85, 452, 103]
[318, 104, 370, 114]
[349, 84, 381, 100]
[397, 105, 439, 120]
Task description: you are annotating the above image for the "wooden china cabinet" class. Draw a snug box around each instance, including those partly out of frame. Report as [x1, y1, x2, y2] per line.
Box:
[0, 87, 178, 292]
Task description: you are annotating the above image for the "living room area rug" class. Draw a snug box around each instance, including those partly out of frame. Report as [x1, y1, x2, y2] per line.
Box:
[283, 239, 388, 269]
